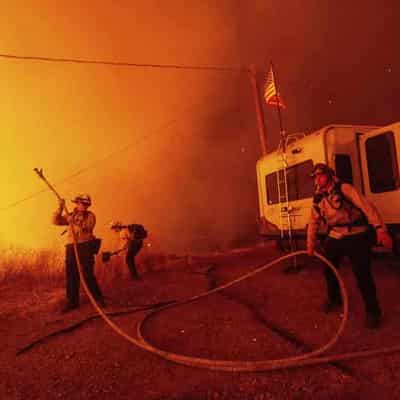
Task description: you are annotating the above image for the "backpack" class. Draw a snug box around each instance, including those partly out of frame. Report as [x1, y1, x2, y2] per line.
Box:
[127, 224, 148, 240]
[313, 181, 377, 245]
[313, 180, 368, 228]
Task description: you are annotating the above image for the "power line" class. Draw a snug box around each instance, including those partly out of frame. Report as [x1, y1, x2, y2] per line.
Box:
[0, 52, 248, 212]
[0, 89, 235, 212]
[0, 52, 246, 72]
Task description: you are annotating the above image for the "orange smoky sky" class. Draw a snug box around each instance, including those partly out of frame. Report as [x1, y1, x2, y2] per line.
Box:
[5, 2, 396, 254]
[0, 1, 260, 253]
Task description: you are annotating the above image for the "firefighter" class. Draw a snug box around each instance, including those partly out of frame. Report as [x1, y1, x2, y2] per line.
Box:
[110, 221, 146, 280]
[53, 194, 105, 312]
[307, 163, 392, 329]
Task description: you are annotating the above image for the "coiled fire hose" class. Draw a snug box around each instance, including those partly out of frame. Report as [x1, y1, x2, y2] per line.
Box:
[35, 169, 400, 372]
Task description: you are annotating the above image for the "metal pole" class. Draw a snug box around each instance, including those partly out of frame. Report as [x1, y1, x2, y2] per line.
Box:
[270, 61, 286, 152]
[269, 63, 297, 270]
[248, 64, 268, 156]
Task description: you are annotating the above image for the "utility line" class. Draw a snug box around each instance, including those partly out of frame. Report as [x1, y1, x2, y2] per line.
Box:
[0, 52, 246, 72]
[1, 89, 236, 212]
[0, 51, 247, 211]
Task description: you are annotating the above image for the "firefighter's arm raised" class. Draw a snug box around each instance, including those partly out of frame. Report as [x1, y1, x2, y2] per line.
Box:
[341, 183, 393, 250]
[52, 199, 68, 225]
[307, 206, 322, 256]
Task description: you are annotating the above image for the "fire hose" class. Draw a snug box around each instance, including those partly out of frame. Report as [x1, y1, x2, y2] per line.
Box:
[35, 168, 400, 372]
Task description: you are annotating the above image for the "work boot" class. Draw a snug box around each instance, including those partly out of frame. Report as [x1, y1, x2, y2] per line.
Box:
[96, 297, 106, 308]
[60, 302, 79, 313]
[366, 313, 382, 329]
[321, 299, 342, 314]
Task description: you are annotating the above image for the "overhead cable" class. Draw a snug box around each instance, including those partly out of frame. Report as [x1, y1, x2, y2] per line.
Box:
[0, 52, 246, 72]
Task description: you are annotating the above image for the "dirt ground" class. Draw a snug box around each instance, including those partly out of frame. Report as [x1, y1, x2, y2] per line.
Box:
[2, 243, 400, 399]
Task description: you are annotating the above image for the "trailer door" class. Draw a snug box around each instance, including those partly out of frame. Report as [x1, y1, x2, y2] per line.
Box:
[359, 127, 400, 224]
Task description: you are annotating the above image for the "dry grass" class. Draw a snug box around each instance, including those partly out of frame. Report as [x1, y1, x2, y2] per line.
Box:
[0, 245, 64, 288]
[0, 245, 184, 292]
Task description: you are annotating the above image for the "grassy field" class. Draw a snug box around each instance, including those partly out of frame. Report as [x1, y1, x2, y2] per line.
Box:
[0, 244, 182, 291]
[0, 246, 64, 288]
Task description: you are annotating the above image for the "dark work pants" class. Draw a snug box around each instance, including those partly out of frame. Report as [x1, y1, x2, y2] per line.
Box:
[323, 232, 381, 316]
[126, 240, 143, 279]
[65, 241, 103, 306]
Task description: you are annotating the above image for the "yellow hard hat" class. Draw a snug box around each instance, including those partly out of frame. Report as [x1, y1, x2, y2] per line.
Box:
[72, 193, 92, 205]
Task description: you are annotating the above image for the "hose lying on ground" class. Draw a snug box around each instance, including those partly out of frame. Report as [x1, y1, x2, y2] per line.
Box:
[72, 245, 355, 371]
[32, 238, 400, 371]
[33, 169, 400, 371]
[80, 248, 400, 371]
[135, 250, 349, 371]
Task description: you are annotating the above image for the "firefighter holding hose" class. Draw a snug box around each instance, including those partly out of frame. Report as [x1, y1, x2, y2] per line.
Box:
[53, 194, 105, 312]
[307, 163, 392, 329]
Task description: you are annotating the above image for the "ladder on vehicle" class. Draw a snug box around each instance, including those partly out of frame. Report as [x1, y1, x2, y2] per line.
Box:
[276, 132, 306, 271]
[276, 137, 293, 247]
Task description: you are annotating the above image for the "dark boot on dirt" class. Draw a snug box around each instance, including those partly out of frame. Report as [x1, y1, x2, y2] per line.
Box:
[366, 313, 382, 329]
[96, 297, 106, 308]
[60, 302, 79, 313]
[321, 299, 342, 314]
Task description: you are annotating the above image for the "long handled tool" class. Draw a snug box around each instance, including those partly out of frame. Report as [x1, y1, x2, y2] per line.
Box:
[34, 168, 105, 311]
[34, 168, 68, 234]
[33, 168, 65, 204]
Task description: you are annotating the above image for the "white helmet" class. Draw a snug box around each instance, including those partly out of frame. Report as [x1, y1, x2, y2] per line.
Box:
[72, 193, 92, 206]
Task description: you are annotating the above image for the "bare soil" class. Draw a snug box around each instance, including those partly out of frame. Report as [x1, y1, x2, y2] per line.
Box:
[2, 244, 400, 399]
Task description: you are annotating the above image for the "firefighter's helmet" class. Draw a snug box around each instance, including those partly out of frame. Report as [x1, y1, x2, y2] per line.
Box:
[310, 163, 335, 178]
[72, 193, 92, 206]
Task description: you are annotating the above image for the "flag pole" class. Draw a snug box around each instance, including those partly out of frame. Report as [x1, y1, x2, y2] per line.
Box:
[270, 61, 286, 152]
[248, 64, 268, 156]
[269, 61, 298, 271]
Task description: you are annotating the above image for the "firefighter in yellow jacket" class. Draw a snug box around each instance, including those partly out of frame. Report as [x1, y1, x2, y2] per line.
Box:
[53, 194, 105, 312]
[307, 163, 392, 329]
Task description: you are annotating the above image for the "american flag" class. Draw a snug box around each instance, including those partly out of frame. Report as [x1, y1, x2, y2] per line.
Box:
[264, 65, 285, 108]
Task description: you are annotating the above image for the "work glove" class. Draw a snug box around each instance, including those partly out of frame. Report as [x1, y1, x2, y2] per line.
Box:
[58, 198, 66, 211]
[376, 229, 393, 251]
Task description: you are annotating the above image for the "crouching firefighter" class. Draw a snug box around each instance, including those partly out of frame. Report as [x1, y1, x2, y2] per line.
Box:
[53, 194, 105, 312]
[307, 163, 393, 329]
[110, 221, 147, 280]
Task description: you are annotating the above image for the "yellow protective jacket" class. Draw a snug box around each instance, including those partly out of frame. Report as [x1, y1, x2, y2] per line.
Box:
[307, 180, 386, 249]
[52, 208, 96, 244]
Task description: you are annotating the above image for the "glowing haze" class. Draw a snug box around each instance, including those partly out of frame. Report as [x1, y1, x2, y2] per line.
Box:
[1, 1, 259, 253]
[2, 1, 399, 254]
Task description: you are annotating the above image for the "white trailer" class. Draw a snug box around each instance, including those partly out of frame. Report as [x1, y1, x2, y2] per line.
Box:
[256, 122, 400, 248]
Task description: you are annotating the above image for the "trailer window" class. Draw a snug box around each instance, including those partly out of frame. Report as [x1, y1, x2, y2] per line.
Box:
[287, 167, 297, 201]
[335, 154, 353, 184]
[265, 172, 280, 204]
[265, 160, 314, 205]
[365, 131, 399, 193]
[295, 160, 315, 199]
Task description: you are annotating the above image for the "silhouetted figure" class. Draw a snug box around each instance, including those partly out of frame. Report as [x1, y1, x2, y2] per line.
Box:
[110, 221, 147, 280]
[53, 194, 104, 312]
